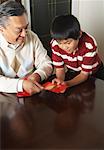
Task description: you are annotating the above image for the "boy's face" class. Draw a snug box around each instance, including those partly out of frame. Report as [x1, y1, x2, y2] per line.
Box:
[57, 38, 79, 54]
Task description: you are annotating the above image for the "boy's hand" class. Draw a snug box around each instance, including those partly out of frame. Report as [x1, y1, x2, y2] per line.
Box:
[22, 79, 44, 95]
[52, 78, 65, 85]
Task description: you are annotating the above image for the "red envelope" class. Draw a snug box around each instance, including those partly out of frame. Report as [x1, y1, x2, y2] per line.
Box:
[17, 80, 67, 97]
[17, 90, 30, 97]
[17, 76, 30, 97]
[42, 82, 67, 93]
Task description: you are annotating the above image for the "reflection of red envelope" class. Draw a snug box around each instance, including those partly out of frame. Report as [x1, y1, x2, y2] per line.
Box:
[43, 82, 67, 93]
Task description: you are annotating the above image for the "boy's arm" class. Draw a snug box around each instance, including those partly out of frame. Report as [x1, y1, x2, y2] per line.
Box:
[56, 68, 65, 81]
[66, 71, 89, 87]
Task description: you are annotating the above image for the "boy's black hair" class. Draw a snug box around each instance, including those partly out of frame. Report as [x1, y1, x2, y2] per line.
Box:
[50, 14, 81, 40]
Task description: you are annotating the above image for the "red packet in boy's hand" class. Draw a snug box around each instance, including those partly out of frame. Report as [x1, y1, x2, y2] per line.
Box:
[42, 82, 67, 93]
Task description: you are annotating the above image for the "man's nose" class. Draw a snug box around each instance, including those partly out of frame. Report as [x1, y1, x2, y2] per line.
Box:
[20, 29, 26, 37]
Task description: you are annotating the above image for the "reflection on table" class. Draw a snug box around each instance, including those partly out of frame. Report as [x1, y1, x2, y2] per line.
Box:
[0, 77, 104, 149]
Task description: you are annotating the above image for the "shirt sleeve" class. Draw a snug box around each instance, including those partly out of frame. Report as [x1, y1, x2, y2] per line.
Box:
[32, 33, 53, 81]
[51, 40, 64, 68]
[81, 42, 101, 74]
[0, 74, 23, 93]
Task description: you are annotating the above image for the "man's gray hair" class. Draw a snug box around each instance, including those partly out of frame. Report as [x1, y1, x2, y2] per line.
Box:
[0, 0, 27, 27]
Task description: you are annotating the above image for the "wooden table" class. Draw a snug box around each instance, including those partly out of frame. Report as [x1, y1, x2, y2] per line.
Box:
[0, 77, 104, 149]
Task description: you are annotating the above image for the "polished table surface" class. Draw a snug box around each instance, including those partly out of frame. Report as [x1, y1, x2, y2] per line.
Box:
[0, 77, 104, 149]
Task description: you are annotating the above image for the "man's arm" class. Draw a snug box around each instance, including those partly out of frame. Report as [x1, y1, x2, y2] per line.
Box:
[0, 73, 43, 94]
[0, 75, 23, 93]
[28, 33, 53, 81]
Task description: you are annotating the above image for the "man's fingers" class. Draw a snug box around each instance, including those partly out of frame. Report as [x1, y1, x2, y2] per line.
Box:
[33, 81, 44, 89]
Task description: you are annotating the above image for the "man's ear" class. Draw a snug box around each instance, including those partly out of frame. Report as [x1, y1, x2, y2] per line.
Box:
[0, 26, 4, 32]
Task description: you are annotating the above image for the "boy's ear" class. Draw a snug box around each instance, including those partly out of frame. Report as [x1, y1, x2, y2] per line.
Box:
[79, 31, 82, 37]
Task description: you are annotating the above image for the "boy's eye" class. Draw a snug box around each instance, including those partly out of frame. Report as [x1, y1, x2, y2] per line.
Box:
[60, 41, 71, 45]
[67, 42, 71, 44]
[57, 39, 73, 45]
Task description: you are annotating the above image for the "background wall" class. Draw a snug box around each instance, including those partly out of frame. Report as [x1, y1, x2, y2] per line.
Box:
[72, 0, 104, 62]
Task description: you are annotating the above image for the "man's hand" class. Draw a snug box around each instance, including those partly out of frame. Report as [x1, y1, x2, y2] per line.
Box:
[27, 73, 41, 83]
[22, 79, 43, 95]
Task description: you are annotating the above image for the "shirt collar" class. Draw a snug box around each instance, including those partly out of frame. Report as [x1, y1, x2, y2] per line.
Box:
[8, 43, 20, 50]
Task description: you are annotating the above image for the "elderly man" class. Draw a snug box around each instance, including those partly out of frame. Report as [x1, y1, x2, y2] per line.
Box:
[0, 0, 53, 95]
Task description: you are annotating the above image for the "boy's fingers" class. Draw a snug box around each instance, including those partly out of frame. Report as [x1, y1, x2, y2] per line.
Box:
[52, 78, 62, 85]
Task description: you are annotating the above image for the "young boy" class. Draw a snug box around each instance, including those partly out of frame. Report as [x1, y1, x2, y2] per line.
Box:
[50, 14, 104, 88]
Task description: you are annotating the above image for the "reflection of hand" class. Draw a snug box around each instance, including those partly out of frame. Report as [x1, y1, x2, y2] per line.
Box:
[23, 79, 43, 95]
[67, 78, 95, 113]
[55, 108, 79, 135]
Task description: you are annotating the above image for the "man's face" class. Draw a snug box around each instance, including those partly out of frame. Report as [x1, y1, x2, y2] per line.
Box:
[1, 13, 28, 45]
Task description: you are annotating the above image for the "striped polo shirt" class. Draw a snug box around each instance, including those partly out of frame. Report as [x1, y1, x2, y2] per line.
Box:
[51, 32, 102, 75]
